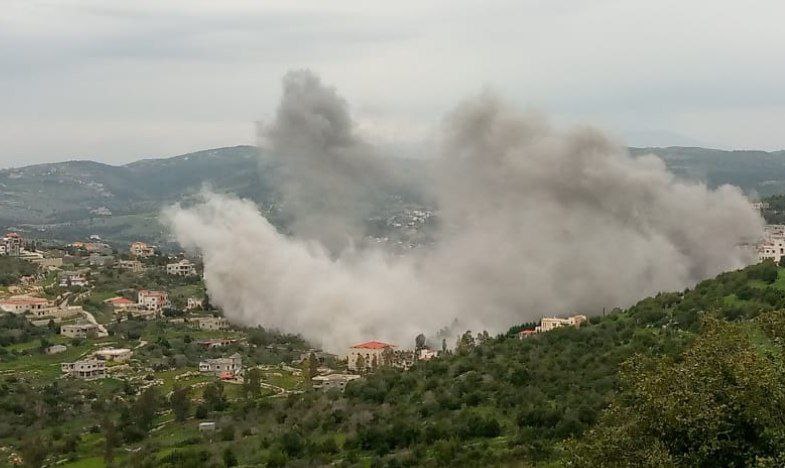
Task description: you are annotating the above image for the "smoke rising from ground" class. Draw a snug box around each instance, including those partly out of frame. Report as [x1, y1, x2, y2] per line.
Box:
[163, 70, 764, 351]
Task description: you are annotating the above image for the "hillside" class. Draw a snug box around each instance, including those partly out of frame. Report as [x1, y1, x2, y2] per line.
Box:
[3, 259, 785, 466]
[2, 145, 785, 246]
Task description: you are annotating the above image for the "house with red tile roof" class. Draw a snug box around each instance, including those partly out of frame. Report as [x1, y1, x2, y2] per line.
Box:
[347, 341, 397, 372]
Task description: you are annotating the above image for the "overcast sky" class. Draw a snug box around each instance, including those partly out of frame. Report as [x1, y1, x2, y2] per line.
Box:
[2, 0, 785, 168]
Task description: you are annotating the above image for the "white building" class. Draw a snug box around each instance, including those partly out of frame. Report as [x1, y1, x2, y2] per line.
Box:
[199, 353, 242, 375]
[138, 290, 170, 311]
[312, 373, 360, 391]
[166, 259, 197, 276]
[535, 314, 588, 333]
[61, 359, 106, 379]
[758, 226, 785, 263]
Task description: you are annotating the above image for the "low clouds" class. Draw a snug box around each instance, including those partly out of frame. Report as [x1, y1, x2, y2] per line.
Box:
[163, 71, 764, 351]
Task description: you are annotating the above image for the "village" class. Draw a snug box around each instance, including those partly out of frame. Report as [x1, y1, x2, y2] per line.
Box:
[0, 232, 587, 393]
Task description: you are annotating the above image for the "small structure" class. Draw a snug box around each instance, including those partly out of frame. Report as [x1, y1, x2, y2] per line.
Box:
[312, 373, 360, 391]
[60, 322, 100, 339]
[93, 347, 133, 362]
[129, 241, 155, 257]
[347, 341, 397, 372]
[192, 316, 229, 331]
[166, 259, 197, 276]
[199, 353, 242, 375]
[45, 344, 67, 355]
[61, 359, 106, 379]
[137, 290, 170, 311]
[535, 315, 588, 333]
[198, 422, 216, 432]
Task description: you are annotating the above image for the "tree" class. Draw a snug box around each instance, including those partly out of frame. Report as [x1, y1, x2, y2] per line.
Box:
[570, 315, 785, 466]
[134, 387, 160, 431]
[302, 352, 318, 388]
[415, 333, 426, 352]
[355, 354, 366, 373]
[203, 382, 226, 411]
[170, 386, 190, 422]
[222, 447, 238, 466]
[19, 434, 47, 468]
[101, 416, 120, 465]
[244, 368, 262, 399]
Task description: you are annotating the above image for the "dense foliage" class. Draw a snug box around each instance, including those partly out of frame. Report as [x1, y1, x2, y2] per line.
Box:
[0, 256, 37, 286]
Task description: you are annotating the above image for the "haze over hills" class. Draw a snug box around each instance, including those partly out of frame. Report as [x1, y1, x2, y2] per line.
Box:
[1, 145, 783, 246]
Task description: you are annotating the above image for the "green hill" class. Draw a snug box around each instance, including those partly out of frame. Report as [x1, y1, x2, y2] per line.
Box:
[3, 145, 785, 247]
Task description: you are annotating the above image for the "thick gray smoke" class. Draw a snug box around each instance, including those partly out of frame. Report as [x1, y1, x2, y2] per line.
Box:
[163, 71, 764, 351]
[260, 70, 392, 253]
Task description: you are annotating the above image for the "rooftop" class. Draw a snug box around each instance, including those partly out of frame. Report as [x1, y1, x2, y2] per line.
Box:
[350, 340, 396, 350]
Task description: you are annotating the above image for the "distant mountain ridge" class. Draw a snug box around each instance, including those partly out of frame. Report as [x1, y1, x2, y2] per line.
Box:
[1, 145, 784, 245]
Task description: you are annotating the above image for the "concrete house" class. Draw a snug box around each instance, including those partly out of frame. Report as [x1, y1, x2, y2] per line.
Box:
[62, 359, 106, 379]
[312, 373, 360, 391]
[129, 241, 156, 257]
[199, 353, 242, 375]
[138, 290, 170, 311]
[347, 341, 397, 372]
[166, 259, 197, 276]
[60, 323, 100, 339]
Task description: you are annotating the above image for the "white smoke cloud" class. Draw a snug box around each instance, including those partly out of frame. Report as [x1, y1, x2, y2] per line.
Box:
[163, 71, 764, 351]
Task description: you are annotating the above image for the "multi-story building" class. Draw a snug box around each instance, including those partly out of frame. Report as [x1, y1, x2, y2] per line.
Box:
[129, 241, 155, 257]
[59, 271, 89, 288]
[137, 290, 170, 311]
[166, 259, 197, 276]
[347, 341, 397, 372]
[1, 232, 23, 256]
[61, 359, 106, 379]
[535, 314, 588, 333]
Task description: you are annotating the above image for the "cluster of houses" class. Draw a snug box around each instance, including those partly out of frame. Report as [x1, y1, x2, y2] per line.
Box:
[0, 232, 23, 256]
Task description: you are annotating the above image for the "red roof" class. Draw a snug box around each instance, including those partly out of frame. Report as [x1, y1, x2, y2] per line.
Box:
[5, 232, 21, 238]
[219, 371, 235, 380]
[351, 340, 396, 350]
[0, 297, 49, 305]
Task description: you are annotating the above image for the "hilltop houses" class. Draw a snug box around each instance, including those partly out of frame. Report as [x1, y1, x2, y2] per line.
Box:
[104, 296, 135, 311]
[166, 259, 197, 276]
[59, 271, 89, 288]
[129, 241, 155, 258]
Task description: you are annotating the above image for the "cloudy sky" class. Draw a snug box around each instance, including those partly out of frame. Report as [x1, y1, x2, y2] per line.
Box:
[2, 0, 785, 168]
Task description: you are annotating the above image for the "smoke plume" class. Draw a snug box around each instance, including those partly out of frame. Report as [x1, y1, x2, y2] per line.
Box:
[163, 70, 764, 351]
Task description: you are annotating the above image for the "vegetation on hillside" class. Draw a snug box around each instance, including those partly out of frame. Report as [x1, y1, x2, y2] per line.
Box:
[4, 261, 785, 466]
